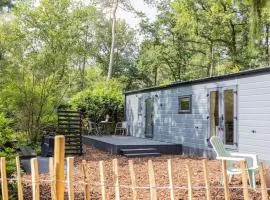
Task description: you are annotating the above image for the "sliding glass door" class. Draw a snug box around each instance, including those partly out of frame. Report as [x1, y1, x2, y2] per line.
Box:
[223, 88, 235, 145]
[209, 86, 237, 148]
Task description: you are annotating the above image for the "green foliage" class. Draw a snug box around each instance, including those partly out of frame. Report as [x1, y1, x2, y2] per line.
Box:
[0, 0, 138, 144]
[94, 19, 138, 79]
[0, 0, 104, 142]
[0, 0, 13, 10]
[0, 0, 269, 152]
[138, 0, 270, 87]
[70, 79, 124, 123]
[0, 112, 17, 175]
[248, 0, 270, 37]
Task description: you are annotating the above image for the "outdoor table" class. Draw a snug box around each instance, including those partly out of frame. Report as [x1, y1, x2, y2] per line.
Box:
[99, 121, 113, 134]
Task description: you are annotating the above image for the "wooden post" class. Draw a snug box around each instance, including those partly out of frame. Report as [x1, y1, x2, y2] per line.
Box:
[67, 157, 75, 200]
[16, 156, 24, 200]
[148, 160, 157, 200]
[49, 157, 56, 200]
[99, 161, 106, 200]
[202, 160, 211, 200]
[186, 163, 193, 200]
[0, 157, 9, 200]
[82, 160, 91, 200]
[112, 158, 120, 200]
[240, 160, 249, 200]
[167, 159, 175, 200]
[221, 160, 230, 200]
[31, 158, 40, 200]
[259, 162, 268, 200]
[128, 160, 137, 200]
[54, 135, 65, 200]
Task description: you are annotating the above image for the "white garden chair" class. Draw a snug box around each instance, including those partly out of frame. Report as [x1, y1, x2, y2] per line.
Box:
[114, 121, 128, 136]
[210, 136, 259, 189]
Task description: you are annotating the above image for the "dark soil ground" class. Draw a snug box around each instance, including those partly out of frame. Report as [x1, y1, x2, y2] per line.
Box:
[22, 145, 264, 200]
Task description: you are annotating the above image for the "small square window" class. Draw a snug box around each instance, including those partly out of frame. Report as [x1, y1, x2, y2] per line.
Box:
[179, 95, 192, 113]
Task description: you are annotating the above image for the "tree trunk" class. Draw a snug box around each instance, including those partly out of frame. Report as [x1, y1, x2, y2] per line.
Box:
[210, 42, 215, 76]
[229, 21, 237, 68]
[154, 66, 157, 86]
[80, 27, 88, 90]
[107, 0, 119, 81]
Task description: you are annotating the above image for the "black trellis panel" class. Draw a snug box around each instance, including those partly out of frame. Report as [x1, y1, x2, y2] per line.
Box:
[57, 109, 83, 155]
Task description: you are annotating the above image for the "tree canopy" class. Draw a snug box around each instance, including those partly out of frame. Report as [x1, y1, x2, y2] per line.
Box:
[0, 0, 269, 143]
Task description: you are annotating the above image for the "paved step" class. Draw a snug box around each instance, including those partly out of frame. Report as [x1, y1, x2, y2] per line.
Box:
[120, 148, 161, 157]
[120, 148, 158, 154]
[123, 152, 161, 158]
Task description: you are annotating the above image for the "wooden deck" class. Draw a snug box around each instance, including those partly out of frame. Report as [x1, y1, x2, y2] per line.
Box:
[82, 135, 182, 155]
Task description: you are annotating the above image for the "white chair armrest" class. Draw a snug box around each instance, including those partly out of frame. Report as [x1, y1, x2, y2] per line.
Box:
[216, 156, 246, 161]
[230, 152, 256, 158]
[230, 153, 258, 167]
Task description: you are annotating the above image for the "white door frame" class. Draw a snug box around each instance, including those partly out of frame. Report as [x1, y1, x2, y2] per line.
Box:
[221, 86, 238, 149]
[208, 85, 238, 149]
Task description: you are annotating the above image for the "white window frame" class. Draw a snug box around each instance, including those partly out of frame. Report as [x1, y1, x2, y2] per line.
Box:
[178, 95, 192, 114]
[207, 86, 238, 150]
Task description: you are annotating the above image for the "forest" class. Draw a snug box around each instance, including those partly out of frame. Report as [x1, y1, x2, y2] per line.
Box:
[0, 0, 269, 172]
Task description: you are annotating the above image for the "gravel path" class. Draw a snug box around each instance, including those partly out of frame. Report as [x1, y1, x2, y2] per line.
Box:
[22, 145, 262, 199]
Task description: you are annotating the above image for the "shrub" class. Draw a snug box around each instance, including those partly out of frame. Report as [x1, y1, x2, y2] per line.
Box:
[0, 112, 17, 175]
[70, 79, 124, 123]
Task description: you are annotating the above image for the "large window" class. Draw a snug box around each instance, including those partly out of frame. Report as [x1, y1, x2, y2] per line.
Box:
[179, 95, 192, 113]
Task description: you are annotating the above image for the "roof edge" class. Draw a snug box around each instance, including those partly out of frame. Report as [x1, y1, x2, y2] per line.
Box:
[125, 67, 270, 95]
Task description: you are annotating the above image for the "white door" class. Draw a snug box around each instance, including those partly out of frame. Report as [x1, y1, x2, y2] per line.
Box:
[208, 86, 238, 149]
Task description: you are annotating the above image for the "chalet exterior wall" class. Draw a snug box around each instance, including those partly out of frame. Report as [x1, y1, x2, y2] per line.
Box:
[237, 73, 270, 162]
[125, 68, 270, 162]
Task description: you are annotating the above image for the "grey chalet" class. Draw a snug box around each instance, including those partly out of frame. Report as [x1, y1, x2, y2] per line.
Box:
[125, 67, 270, 163]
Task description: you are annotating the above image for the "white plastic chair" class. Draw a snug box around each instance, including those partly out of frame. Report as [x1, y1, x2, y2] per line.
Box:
[210, 136, 259, 189]
[114, 121, 128, 136]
